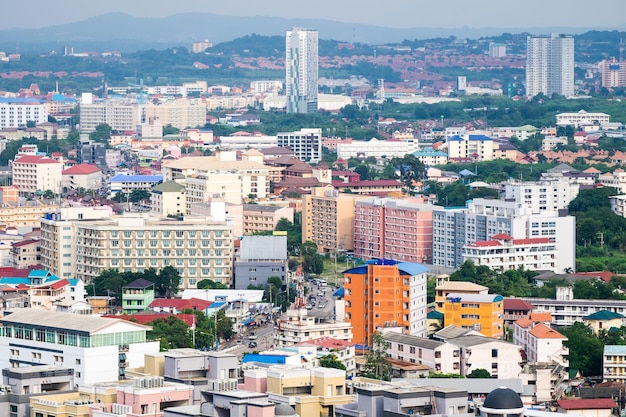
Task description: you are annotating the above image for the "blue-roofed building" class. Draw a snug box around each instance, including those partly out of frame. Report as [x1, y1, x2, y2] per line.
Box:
[413, 147, 448, 166]
[447, 134, 494, 162]
[604, 345, 626, 383]
[107, 173, 163, 197]
[241, 352, 302, 366]
[344, 259, 429, 346]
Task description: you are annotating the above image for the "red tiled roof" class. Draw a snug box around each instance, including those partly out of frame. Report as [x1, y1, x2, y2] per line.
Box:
[557, 398, 617, 410]
[14, 155, 60, 164]
[296, 336, 355, 349]
[0, 267, 32, 278]
[491, 233, 513, 240]
[504, 298, 533, 311]
[468, 240, 502, 247]
[62, 163, 101, 175]
[11, 239, 39, 248]
[332, 180, 402, 187]
[515, 318, 533, 328]
[529, 323, 565, 339]
[512, 238, 552, 245]
[149, 297, 212, 311]
[111, 313, 196, 327]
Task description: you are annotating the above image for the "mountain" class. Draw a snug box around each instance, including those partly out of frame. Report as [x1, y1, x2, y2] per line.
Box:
[0, 12, 621, 53]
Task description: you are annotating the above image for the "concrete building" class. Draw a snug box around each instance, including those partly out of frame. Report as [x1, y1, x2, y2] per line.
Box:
[10, 238, 41, 268]
[161, 154, 276, 207]
[0, 308, 159, 384]
[219, 134, 278, 150]
[344, 260, 429, 345]
[447, 134, 494, 161]
[277, 128, 322, 163]
[555, 110, 610, 127]
[108, 173, 163, 198]
[151, 181, 187, 217]
[513, 316, 568, 364]
[354, 198, 441, 264]
[61, 163, 102, 191]
[274, 308, 353, 347]
[526, 34, 575, 97]
[603, 345, 626, 383]
[143, 98, 207, 130]
[337, 138, 418, 159]
[434, 278, 488, 311]
[11, 155, 63, 195]
[122, 278, 155, 314]
[286, 28, 318, 114]
[599, 59, 626, 88]
[463, 234, 559, 273]
[443, 293, 504, 339]
[40, 206, 114, 279]
[432, 198, 575, 273]
[583, 310, 625, 334]
[77, 139, 107, 167]
[242, 204, 294, 235]
[302, 187, 367, 253]
[500, 178, 580, 214]
[250, 80, 283, 94]
[0, 98, 48, 129]
[412, 147, 449, 166]
[79, 98, 140, 133]
[234, 235, 288, 290]
[489, 43, 507, 58]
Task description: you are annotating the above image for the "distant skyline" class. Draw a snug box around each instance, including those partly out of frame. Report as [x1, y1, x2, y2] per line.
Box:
[4, 0, 626, 30]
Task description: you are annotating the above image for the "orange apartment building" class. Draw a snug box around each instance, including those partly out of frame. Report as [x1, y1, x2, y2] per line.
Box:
[354, 197, 441, 263]
[343, 259, 429, 346]
[443, 293, 504, 339]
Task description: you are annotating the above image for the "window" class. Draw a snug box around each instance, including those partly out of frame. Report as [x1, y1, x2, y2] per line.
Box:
[492, 349, 498, 358]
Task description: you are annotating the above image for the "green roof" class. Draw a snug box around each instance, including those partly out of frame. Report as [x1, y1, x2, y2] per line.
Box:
[151, 181, 184, 193]
[583, 310, 624, 321]
[427, 310, 444, 319]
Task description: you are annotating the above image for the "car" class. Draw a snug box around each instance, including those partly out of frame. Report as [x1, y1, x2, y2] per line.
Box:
[236, 339, 242, 344]
[248, 332, 257, 340]
[248, 341, 258, 348]
[306, 304, 313, 309]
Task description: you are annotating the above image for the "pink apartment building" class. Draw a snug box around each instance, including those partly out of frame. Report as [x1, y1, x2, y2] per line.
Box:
[354, 198, 441, 263]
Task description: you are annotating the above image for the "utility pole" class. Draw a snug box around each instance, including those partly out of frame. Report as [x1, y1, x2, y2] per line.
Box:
[598, 232, 605, 249]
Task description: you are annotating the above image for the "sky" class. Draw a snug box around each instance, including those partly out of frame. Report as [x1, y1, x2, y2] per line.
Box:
[3, 0, 625, 30]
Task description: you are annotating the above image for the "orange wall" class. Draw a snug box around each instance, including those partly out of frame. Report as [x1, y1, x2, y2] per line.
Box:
[344, 263, 411, 345]
[443, 297, 504, 339]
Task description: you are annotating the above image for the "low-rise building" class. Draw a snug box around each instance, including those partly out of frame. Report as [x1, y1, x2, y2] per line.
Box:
[0, 308, 159, 384]
[12, 155, 63, 195]
[443, 293, 504, 339]
[274, 308, 353, 347]
[61, 163, 102, 190]
[234, 235, 288, 290]
[242, 204, 294, 235]
[583, 310, 624, 334]
[434, 277, 488, 311]
[151, 181, 187, 217]
[122, 278, 155, 314]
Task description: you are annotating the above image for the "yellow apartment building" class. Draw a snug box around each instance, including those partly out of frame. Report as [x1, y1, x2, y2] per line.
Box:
[443, 293, 504, 339]
[434, 276, 489, 311]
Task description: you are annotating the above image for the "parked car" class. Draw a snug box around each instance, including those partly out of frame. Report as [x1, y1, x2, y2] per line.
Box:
[248, 341, 258, 348]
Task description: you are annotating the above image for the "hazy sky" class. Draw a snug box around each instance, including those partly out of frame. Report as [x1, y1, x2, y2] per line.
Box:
[4, 0, 625, 29]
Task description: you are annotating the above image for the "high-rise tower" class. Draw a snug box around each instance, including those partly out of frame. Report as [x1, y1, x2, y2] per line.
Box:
[285, 28, 318, 114]
[526, 34, 574, 98]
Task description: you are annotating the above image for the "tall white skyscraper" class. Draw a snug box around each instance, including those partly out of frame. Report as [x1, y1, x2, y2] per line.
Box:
[286, 28, 318, 114]
[526, 34, 574, 98]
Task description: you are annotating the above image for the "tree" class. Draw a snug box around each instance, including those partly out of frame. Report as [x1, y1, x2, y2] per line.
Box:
[93, 269, 126, 305]
[197, 279, 228, 290]
[359, 331, 392, 381]
[215, 310, 234, 341]
[155, 266, 182, 298]
[89, 123, 112, 144]
[467, 368, 491, 378]
[354, 164, 371, 180]
[320, 354, 347, 370]
[559, 322, 603, 376]
[148, 315, 192, 350]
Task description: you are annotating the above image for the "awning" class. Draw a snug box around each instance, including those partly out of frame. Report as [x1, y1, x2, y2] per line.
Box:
[242, 318, 254, 325]
[333, 287, 344, 297]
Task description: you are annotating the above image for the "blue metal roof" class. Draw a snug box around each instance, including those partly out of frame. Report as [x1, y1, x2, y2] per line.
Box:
[397, 262, 430, 275]
[343, 260, 429, 276]
[333, 287, 344, 297]
[0, 97, 45, 103]
[242, 354, 289, 364]
[447, 134, 493, 142]
[108, 174, 163, 183]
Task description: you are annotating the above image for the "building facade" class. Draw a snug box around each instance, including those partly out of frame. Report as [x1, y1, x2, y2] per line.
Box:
[11, 155, 63, 195]
[241, 204, 294, 235]
[0, 98, 48, 129]
[443, 293, 504, 339]
[447, 134, 494, 161]
[599, 59, 626, 88]
[526, 34, 575, 97]
[354, 198, 441, 264]
[277, 128, 322, 163]
[286, 28, 318, 114]
[343, 260, 429, 346]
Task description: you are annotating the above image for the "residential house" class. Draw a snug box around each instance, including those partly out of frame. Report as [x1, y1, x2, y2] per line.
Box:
[122, 278, 156, 314]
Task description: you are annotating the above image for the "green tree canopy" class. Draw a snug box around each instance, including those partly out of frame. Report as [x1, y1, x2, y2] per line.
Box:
[359, 331, 392, 381]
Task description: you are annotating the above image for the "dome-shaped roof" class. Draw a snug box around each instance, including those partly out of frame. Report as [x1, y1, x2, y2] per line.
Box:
[483, 387, 523, 410]
[275, 403, 296, 416]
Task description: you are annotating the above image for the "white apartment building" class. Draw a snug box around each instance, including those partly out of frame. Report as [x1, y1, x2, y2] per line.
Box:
[542, 136, 568, 151]
[432, 198, 575, 272]
[447, 134, 494, 161]
[513, 319, 568, 364]
[79, 98, 140, 133]
[384, 332, 522, 378]
[72, 215, 233, 288]
[610, 195, 626, 218]
[601, 171, 626, 194]
[489, 43, 506, 58]
[286, 28, 318, 114]
[40, 206, 115, 279]
[556, 110, 610, 127]
[274, 308, 353, 347]
[162, 154, 273, 207]
[143, 98, 207, 130]
[499, 178, 580, 214]
[277, 128, 322, 163]
[12, 155, 63, 195]
[0, 98, 48, 129]
[150, 181, 186, 217]
[218, 135, 278, 150]
[526, 34, 574, 97]
[463, 235, 559, 272]
[250, 80, 283, 94]
[0, 309, 159, 385]
[336, 138, 418, 159]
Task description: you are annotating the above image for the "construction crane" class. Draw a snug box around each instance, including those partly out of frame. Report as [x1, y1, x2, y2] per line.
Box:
[128, 78, 148, 124]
